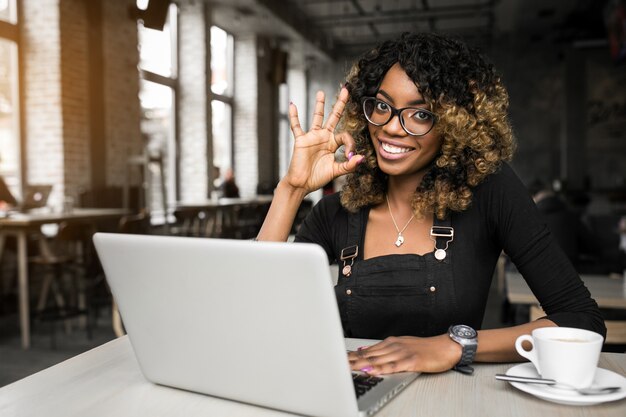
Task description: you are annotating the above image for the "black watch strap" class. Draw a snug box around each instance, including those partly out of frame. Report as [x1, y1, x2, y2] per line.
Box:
[458, 341, 477, 366]
[453, 364, 474, 375]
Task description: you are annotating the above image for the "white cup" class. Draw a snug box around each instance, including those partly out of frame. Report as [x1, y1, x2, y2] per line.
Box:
[515, 327, 603, 389]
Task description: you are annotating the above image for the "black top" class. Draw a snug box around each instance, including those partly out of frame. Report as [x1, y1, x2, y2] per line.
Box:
[295, 163, 606, 337]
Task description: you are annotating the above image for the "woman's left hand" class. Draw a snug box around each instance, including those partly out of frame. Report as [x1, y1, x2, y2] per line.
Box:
[348, 335, 462, 375]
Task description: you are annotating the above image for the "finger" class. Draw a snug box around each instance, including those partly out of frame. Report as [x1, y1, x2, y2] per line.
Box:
[333, 154, 365, 177]
[348, 338, 403, 365]
[311, 91, 326, 130]
[289, 102, 305, 139]
[368, 357, 416, 375]
[350, 348, 406, 373]
[324, 87, 349, 132]
[334, 132, 357, 159]
[353, 348, 415, 374]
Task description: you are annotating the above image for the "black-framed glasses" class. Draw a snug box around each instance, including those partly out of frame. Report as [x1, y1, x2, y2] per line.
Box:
[362, 97, 436, 136]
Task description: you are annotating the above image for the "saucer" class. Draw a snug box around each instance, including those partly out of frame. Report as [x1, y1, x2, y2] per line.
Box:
[505, 363, 626, 406]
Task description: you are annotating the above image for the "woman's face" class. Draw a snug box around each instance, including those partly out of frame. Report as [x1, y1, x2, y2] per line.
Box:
[367, 63, 443, 180]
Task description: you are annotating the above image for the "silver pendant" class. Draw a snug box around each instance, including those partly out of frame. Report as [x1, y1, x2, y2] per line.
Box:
[395, 234, 405, 247]
[434, 248, 446, 261]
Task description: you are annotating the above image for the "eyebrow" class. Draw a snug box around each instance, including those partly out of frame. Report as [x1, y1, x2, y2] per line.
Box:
[377, 89, 427, 106]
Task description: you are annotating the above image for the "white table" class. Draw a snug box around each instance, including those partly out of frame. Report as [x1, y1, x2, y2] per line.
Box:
[0, 208, 128, 348]
[1, 336, 624, 416]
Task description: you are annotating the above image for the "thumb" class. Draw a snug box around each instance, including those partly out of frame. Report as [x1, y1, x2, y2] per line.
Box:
[335, 154, 365, 177]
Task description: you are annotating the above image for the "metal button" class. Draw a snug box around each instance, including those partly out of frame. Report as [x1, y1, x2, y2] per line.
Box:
[346, 289, 352, 295]
[429, 286, 436, 292]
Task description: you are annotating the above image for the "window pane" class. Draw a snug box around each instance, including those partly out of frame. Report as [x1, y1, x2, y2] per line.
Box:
[0, 0, 16, 24]
[0, 38, 20, 194]
[138, 9, 174, 77]
[211, 26, 233, 96]
[139, 80, 176, 212]
[212, 100, 232, 171]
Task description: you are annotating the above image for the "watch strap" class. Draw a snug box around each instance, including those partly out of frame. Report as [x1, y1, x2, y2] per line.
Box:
[458, 340, 477, 366]
[453, 364, 474, 375]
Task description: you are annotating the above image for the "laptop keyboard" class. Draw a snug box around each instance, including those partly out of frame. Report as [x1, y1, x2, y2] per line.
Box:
[352, 373, 384, 398]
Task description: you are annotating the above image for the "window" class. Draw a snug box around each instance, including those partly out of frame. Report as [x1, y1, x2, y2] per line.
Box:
[0, 0, 20, 197]
[0, 0, 16, 23]
[210, 26, 234, 185]
[138, 2, 177, 219]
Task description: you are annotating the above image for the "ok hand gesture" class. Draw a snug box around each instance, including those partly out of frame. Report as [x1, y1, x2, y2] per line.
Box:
[285, 87, 364, 194]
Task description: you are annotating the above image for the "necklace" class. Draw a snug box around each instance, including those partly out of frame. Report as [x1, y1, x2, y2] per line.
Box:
[386, 194, 415, 247]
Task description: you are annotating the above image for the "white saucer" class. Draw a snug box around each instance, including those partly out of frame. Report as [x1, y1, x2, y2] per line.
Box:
[505, 363, 626, 406]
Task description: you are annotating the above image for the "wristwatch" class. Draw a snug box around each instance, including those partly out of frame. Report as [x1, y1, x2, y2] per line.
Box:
[448, 324, 478, 375]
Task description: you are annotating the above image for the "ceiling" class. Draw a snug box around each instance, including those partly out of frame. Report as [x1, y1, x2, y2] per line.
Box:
[209, 0, 608, 61]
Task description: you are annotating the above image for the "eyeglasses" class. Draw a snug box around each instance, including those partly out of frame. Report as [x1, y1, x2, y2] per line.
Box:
[362, 97, 436, 136]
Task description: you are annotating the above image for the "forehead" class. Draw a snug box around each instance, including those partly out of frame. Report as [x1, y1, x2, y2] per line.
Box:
[377, 63, 422, 103]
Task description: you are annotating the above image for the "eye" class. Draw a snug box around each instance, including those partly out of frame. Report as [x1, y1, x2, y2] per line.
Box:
[409, 109, 433, 122]
[374, 100, 390, 112]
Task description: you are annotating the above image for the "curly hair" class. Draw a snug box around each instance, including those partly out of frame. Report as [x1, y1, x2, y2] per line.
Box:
[340, 32, 515, 220]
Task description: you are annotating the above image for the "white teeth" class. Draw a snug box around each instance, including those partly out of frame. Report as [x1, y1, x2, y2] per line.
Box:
[381, 142, 412, 154]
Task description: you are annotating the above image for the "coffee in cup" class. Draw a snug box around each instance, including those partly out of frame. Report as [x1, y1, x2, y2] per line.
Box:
[515, 327, 603, 389]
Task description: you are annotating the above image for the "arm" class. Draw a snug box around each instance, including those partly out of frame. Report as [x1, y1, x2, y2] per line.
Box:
[349, 164, 604, 375]
[257, 88, 364, 241]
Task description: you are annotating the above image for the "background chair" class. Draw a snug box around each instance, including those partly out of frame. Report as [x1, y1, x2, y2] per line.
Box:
[29, 221, 95, 348]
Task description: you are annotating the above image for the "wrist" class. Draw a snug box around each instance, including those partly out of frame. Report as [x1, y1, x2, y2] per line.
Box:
[442, 333, 463, 366]
[447, 324, 478, 374]
[276, 179, 309, 201]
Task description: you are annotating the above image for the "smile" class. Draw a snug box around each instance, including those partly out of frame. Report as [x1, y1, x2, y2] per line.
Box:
[381, 142, 413, 154]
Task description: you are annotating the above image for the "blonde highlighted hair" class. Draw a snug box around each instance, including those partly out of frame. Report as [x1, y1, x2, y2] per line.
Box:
[339, 32, 515, 219]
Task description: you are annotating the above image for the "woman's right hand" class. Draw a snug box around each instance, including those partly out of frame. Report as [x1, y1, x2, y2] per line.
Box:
[284, 87, 365, 193]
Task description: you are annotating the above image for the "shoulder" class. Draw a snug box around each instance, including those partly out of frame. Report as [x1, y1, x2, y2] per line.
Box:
[473, 162, 528, 199]
[309, 192, 349, 220]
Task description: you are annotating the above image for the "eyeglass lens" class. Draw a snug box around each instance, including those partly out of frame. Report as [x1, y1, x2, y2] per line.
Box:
[363, 98, 434, 136]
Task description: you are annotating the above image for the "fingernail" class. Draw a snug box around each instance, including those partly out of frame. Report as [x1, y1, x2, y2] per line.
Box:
[357, 156, 366, 165]
[289, 101, 293, 105]
[357, 345, 368, 351]
[360, 366, 373, 373]
[348, 152, 354, 160]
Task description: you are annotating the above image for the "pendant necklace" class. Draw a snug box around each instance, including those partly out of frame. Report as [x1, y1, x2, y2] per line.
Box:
[386, 194, 415, 247]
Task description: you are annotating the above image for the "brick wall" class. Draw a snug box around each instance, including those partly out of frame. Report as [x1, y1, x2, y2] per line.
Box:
[101, 0, 142, 187]
[22, 0, 64, 207]
[233, 34, 258, 198]
[178, 1, 208, 201]
[21, 0, 142, 208]
[59, 0, 90, 202]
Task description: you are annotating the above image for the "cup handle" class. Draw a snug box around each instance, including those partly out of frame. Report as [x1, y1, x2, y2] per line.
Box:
[515, 334, 541, 375]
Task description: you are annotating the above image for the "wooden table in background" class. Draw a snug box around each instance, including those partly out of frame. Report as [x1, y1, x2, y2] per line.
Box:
[175, 196, 273, 237]
[0, 208, 128, 348]
[506, 271, 626, 343]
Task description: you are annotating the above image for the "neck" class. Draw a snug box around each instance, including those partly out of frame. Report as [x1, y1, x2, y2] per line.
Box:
[386, 175, 422, 210]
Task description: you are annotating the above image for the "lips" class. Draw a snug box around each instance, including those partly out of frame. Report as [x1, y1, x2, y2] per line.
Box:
[378, 139, 415, 160]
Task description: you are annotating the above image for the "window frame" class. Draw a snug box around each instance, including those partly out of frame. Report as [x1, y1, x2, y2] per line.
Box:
[0, 0, 23, 196]
[209, 25, 235, 184]
[137, 3, 179, 216]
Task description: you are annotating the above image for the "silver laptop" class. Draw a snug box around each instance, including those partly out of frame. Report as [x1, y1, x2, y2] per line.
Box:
[93, 233, 418, 417]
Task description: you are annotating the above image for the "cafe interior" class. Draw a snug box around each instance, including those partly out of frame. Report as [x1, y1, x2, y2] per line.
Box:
[0, 0, 625, 405]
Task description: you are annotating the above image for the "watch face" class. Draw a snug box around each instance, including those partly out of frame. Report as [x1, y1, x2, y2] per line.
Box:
[452, 325, 477, 339]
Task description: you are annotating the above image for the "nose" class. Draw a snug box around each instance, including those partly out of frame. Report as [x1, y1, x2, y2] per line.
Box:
[382, 113, 407, 136]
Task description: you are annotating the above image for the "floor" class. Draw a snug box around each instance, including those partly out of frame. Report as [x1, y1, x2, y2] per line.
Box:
[0, 305, 117, 387]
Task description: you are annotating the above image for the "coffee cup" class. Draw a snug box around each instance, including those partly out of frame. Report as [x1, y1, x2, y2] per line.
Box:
[515, 327, 603, 389]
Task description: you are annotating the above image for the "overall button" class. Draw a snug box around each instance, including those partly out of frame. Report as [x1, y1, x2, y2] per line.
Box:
[429, 286, 436, 292]
[346, 289, 352, 295]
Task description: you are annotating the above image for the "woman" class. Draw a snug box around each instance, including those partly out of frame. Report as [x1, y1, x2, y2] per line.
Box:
[257, 32, 605, 375]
